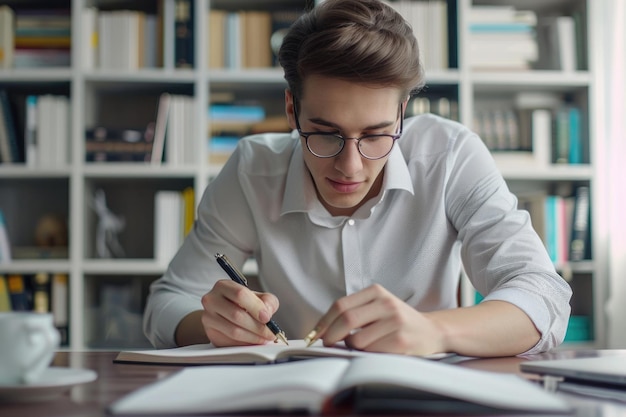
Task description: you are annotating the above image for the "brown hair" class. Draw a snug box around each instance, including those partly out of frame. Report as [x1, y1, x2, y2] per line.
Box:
[278, 0, 425, 101]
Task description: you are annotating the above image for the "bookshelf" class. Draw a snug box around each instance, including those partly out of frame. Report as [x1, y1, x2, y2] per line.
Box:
[0, 0, 613, 350]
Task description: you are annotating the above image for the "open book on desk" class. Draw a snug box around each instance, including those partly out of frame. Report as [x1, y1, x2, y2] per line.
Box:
[109, 355, 570, 415]
[114, 339, 454, 365]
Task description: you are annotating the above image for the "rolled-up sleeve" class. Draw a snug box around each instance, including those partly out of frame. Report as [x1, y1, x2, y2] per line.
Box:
[445, 131, 572, 354]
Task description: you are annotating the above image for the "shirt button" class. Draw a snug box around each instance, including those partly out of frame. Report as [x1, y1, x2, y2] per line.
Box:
[348, 219, 355, 226]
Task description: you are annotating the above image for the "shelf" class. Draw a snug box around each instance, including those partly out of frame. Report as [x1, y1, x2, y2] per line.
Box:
[470, 71, 591, 89]
[0, 166, 72, 178]
[0, 259, 71, 273]
[0, 68, 73, 82]
[84, 69, 197, 84]
[83, 259, 165, 275]
[82, 164, 197, 178]
[496, 162, 594, 181]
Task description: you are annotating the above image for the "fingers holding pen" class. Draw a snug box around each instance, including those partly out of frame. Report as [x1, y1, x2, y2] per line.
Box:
[305, 284, 382, 347]
[305, 284, 428, 353]
[201, 280, 278, 346]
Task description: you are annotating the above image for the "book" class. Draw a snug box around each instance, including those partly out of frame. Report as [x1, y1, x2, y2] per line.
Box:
[13, 48, 71, 68]
[556, 16, 576, 71]
[531, 108, 552, 166]
[0, 209, 11, 262]
[7, 274, 30, 311]
[153, 190, 182, 263]
[159, 0, 176, 69]
[241, 11, 272, 68]
[181, 186, 194, 236]
[0, 275, 11, 311]
[109, 355, 570, 415]
[567, 106, 583, 164]
[207, 9, 226, 68]
[174, 0, 194, 68]
[32, 272, 50, 313]
[150, 93, 171, 164]
[24, 95, 37, 167]
[80, 7, 98, 69]
[51, 273, 69, 345]
[569, 186, 591, 261]
[0, 89, 20, 163]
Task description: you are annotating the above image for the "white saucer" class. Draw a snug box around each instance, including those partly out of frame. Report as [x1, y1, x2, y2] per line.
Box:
[0, 367, 97, 403]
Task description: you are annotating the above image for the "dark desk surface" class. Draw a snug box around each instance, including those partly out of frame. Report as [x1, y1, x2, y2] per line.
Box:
[2, 349, 626, 417]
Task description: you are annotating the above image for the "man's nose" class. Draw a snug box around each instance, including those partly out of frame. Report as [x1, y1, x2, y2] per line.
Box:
[334, 139, 363, 175]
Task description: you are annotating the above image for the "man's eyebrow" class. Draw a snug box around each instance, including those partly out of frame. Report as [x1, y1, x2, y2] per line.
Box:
[307, 117, 395, 131]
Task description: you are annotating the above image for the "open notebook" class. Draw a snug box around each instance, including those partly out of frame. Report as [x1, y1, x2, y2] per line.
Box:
[109, 355, 570, 415]
[114, 339, 454, 365]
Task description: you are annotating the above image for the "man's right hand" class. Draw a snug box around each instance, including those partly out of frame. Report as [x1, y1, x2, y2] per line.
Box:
[198, 279, 280, 347]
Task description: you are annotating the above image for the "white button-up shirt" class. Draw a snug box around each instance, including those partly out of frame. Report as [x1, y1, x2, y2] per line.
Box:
[144, 114, 572, 353]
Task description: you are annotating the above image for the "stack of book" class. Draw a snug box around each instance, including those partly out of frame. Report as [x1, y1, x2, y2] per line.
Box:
[85, 125, 155, 163]
[0, 5, 73, 69]
[468, 5, 538, 70]
[208, 102, 266, 164]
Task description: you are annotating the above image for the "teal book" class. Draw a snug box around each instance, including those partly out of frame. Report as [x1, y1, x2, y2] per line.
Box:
[567, 106, 582, 164]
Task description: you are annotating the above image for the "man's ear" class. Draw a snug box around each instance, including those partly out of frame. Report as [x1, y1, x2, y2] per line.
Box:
[284, 89, 297, 130]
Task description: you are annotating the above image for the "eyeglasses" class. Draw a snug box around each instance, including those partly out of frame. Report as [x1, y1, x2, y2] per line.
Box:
[293, 100, 403, 160]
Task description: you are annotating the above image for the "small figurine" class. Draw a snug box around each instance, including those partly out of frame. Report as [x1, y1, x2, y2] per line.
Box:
[90, 189, 125, 258]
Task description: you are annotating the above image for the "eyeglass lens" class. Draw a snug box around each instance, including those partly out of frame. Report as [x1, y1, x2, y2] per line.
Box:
[307, 134, 395, 159]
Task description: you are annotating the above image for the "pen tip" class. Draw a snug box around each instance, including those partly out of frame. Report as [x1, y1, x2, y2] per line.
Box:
[304, 329, 318, 347]
[277, 332, 289, 346]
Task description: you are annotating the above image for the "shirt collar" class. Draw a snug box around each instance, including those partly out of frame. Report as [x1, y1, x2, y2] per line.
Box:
[281, 137, 414, 222]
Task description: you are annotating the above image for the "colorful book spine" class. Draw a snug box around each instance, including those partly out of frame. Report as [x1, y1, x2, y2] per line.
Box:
[174, 0, 194, 68]
[0, 275, 11, 311]
[569, 186, 591, 261]
[7, 274, 30, 311]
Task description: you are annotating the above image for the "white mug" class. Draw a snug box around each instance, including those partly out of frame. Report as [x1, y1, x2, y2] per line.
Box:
[0, 312, 60, 385]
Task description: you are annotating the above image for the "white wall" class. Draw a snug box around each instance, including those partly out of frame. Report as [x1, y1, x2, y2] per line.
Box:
[599, 0, 626, 348]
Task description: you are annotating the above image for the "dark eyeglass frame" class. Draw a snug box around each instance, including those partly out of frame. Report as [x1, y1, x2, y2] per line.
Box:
[293, 99, 404, 160]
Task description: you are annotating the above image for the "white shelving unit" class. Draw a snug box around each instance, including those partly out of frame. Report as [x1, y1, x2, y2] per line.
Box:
[0, 0, 611, 350]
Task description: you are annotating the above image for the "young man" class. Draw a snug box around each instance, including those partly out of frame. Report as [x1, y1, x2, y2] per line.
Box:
[144, 0, 571, 357]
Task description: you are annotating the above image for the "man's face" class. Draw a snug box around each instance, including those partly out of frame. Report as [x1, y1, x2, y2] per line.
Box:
[286, 75, 404, 217]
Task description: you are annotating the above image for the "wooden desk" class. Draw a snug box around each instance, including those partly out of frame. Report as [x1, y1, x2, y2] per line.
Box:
[2, 349, 626, 417]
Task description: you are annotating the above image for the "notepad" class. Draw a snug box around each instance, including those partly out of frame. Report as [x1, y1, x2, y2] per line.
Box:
[114, 339, 452, 365]
[109, 355, 570, 415]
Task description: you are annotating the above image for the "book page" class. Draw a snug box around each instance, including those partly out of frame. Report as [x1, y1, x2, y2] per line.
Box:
[109, 358, 351, 415]
[115, 339, 378, 365]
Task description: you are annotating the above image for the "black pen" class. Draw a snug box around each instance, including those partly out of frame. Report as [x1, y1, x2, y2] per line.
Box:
[214, 253, 289, 345]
